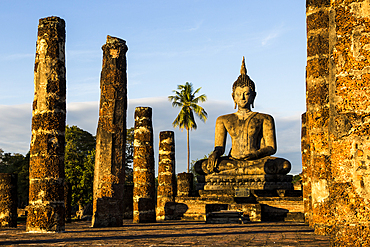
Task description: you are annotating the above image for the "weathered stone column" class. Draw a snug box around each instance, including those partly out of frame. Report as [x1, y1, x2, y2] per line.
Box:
[328, 0, 370, 244]
[301, 112, 312, 224]
[305, 0, 332, 234]
[306, 0, 370, 245]
[177, 173, 193, 197]
[64, 182, 72, 223]
[133, 107, 155, 223]
[27, 16, 66, 233]
[92, 36, 128, 227]
[0, 174, 17, 227]
[157, 131, 176, 221]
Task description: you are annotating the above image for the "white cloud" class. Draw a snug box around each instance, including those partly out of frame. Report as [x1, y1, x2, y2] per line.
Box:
[0, 98, 302, 174]
[1, 53, 34, 61]
[0, 104, 32, 154]
[261, 24, 285, 46]
[187, 20, 204, 32]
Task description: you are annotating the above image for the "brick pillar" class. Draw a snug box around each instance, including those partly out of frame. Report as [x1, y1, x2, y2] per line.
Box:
[157, 131, 176, 221]
[329, 1, 370, 244]
[92, 36, 128, 227]
[301, 113, 312, 224]
[177, 173, 193, 197]
[27, 16, 66, 233]
[305, 0, 333, 235]
[64, 182, 72, 223]
[306, 0, 370, 244]
[0, 174, 17, 227]
[133, 107, 156, 223]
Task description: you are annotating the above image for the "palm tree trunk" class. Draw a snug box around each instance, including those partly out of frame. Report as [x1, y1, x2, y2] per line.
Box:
[187, 127, 190, 173]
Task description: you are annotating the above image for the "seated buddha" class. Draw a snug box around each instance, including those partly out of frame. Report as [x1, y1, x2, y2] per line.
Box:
[194, 57, 291, 177]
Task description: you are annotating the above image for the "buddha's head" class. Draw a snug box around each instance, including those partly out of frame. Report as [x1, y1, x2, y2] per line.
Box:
[232, 57, 256, 109]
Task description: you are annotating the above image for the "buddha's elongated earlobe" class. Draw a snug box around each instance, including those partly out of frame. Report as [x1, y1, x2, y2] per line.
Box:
[251, 102, 254, 108]
[234, 102, 237, 109]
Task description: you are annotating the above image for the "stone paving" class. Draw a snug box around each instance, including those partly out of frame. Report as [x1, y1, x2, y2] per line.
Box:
[1, 220, 330, 246]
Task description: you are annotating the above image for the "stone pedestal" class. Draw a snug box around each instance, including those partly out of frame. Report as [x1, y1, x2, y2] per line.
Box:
[0, 173, 17, 227]
[92, 36, 128, 227]
[177, 173, 193, 197]
[133, 107, 155, 223]
[204, 174, 293, 191]
[157, 131, 176, 221]
[27, 16, 66, 233]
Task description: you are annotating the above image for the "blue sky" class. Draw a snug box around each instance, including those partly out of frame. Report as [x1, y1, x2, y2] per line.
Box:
[0, 1, 306, 174]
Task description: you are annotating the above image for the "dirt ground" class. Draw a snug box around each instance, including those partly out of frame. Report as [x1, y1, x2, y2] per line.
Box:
[1, 220, 330, 246]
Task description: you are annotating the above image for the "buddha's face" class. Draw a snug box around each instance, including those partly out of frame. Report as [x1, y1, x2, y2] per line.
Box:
[233, 86, 255, 109]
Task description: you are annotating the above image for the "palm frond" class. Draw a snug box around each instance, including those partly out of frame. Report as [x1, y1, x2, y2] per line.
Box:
[168, 81, 208, 171]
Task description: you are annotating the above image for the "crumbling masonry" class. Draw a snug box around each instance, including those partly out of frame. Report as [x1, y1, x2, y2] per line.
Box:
[304, 0, 370, 245]
[157, 131, 176, 221]
[27, 16, 66, 233]
[133, 107, 156, 223]
[0, 173, 17, 227]
[92, 36, 128, 227]
[177, 173, 193, 197]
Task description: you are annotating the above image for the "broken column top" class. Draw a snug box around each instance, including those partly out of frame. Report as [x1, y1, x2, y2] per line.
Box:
[38, 16, 65, 27]
[104, 35, 128, 53]
[37, 16, 65, 42]
[106, 35, 126, 45]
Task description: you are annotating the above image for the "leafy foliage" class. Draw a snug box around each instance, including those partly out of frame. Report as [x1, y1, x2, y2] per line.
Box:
[168, 82, 207, 172]
[64, 125, 96, 206]
[292, 174, 301, 184]
[168, 82, 207, 130]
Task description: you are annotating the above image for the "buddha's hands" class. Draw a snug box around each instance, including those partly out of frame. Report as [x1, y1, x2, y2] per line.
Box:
[239, 151, 258, 160]
[207, 150, 219, 173]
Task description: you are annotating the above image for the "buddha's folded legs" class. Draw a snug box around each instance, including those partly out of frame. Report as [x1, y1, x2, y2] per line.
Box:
[195, 156, 291, 175]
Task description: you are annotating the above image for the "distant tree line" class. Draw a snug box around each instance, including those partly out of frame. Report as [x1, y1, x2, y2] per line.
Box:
[0, 125, 134, 209]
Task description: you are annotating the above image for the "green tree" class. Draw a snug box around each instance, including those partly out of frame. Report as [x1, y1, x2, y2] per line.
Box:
[64, 125, 96, 207]
[168, 82, 207, 173]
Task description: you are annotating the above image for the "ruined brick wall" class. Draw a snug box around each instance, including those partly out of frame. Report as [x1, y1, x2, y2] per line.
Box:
[92, 36, 128, 227]
[157, 131, 176, 221]
[27, 16, 66, 233]
[305, 0, 370, 245]
[177, 173, 193, 197]
[0, 174, 17, 227]
[133, 107, 156, 223]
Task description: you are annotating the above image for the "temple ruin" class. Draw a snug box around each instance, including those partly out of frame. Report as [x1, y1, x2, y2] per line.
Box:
[92, 36, 128, 227]
[304, 0, 370, 245]
[133, 107, 156, 223]
[5, 5, 368, 244]
[27, 16, 66, 233]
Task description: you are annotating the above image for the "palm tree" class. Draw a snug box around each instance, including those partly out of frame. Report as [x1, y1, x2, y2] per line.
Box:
[168, 82, 207, 173]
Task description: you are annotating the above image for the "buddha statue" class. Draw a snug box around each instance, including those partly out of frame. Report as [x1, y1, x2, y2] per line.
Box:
[195, 57, 292, 190]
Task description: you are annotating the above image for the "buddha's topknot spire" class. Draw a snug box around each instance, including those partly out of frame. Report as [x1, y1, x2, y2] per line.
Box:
[240, 56, 247, 75]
